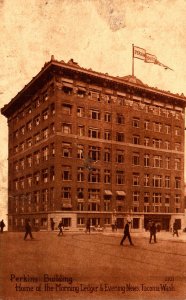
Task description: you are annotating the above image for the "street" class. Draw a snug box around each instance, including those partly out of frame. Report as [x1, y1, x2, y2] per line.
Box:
[0, 231, 186, 300]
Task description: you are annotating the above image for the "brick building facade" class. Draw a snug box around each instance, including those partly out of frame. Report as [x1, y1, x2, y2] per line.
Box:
[1, 57, 186, 231]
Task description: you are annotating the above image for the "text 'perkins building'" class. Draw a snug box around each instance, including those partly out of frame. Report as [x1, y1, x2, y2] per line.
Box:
[1, 56, 186, 231]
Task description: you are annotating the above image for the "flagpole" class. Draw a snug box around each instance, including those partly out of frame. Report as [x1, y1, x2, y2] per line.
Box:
[132, 44, 134, 76]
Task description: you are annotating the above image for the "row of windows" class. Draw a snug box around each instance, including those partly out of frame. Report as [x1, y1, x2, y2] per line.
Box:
[61, 123, 182, 149]
[13, 144, 55, 171]
[64, 105, 182, 134]
[13, 103, 55, 138]
[60, 84, 183, 120]
[13, 170, 181, 190]
[12, 125, 55, 155]
[12, 84, 54, 124]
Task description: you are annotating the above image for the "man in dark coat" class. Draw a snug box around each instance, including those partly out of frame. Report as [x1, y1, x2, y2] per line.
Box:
[0, 219, 5, 233]
[173, 221, 179, 237]
[85, 219, 91, 234]
[120, 221, 134, 246]
[149, 221, 157, 243]
[58, 219, 63, 236]
[24, 219, 34, 240]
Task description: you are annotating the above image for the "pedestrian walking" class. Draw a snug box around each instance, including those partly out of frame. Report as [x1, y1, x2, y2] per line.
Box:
[149, 221, 157, 243]
[58, 219, 63, 236]
[120, 221, 134, 246]
[24, 219, 34, 240]
[85, 219, 91, 234]
[50, 218, 55, 231]
[173, 221, 179, 237]
[0, 219, 5, 233]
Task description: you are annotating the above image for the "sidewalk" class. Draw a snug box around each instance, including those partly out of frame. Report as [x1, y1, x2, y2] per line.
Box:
[103, 229, 186, 242]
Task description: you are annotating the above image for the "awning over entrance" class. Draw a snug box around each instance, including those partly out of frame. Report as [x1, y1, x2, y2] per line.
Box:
[62, 82, 73, 88]
[104, 190, 112, 195]
[116, 191, 126, 196]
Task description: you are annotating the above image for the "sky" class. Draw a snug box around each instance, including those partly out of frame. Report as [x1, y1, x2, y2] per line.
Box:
[0, 0, 186, 223]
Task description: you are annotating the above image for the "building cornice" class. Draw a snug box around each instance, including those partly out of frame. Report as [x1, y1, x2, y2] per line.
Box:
[2, 57, 186, 117]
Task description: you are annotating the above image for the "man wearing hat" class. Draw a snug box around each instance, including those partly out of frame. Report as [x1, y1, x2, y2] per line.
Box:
[120, 220, 134, 246]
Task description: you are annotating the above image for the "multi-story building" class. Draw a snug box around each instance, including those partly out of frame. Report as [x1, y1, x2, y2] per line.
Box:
[1, 56, 186, 231]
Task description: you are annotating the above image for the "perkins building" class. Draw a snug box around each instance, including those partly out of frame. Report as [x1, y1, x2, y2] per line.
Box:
[1, 57, 186, 231]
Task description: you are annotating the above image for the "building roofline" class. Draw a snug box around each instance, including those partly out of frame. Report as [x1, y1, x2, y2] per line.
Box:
[2, 57, 186, 117]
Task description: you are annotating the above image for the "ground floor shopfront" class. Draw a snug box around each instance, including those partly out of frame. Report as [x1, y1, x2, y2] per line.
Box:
[8, 210, 186, 232]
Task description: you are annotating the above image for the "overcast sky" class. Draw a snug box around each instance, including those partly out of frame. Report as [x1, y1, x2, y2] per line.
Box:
[1, 0, 186, 222]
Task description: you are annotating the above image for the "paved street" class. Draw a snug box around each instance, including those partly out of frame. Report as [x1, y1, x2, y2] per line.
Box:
[0, 231, 186, 300]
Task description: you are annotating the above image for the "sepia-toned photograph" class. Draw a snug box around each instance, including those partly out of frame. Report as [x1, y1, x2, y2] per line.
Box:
[0, 0, 186, 299]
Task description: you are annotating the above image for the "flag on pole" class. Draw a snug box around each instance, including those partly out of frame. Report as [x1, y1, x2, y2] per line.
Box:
[133, 45, 173, 71]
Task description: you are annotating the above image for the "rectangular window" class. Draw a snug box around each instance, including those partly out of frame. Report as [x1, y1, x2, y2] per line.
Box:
[77, 167, 84, 182]
[62, 104, 72, 115]
[144, 174, 150, 187]
[89, 146, 100, 161]
[88, 189, 100, 200]
[117, 114, 124, 124]
[42, 146, 49, 161]
[77, 188, 84, 199]
[78, 125, 85, 136]
[26, 121, 32, 131]
[133, 191, 140, 202]
[89, 91, 100, 101]
[132, 118, 139, 128]
[144, 120, 150, 130]
[153, 122, 162, 132]
[43, 128, 49, 139]
[116, 150, 124, 163]
[153, 155, 162, 168]
[144, 192, 150, 203]
[34, 132, 40, 144]
[42, 109, 49, 120]
[61, 187, 71, 199]
[165, 124, 171, 134]
[34, 115, 40, 126]
[27, 138, 32, 148]
[165, 176, 170, 188]
[34, 151, 40, 165]
[175, 143, 181, 151]
[175, 126, 181, 136]
[133, 173, 140, 186]
[132, 152, 140, 165]
[104, 112, 111, 122]
[165, 194, 170, 204]
[88, 168, 100, 183]
[104, 131, 111, 140]
[104, 148, 111, 162]
[90, 109, 100, 120]
[165, 141, 170, 150]
[77, 144, 84, 159]
[175, 177, 181, 189]
[144, 155, 150, 167]
[42, 169, 48, 183]
[62, 166, 72, 181]
[116, 170, 125, 185]
[152, 139, 162, 149]
[77, 107, 85, 117]
[144, 137, 150, 146]
[104, 169, 111, 184]
[62, 123, 72, 134]
[88, 128, 100, 139]
[152, 175, 162, 187]
[62, 142, 72, 157]
[26, 155, 32, 168]
[116, 132, 124, 142]
[152, 193, 162, 204]
[165, 157, 170, 169]
[133, 135, 140, 144]
[174, 158, 181, 170]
